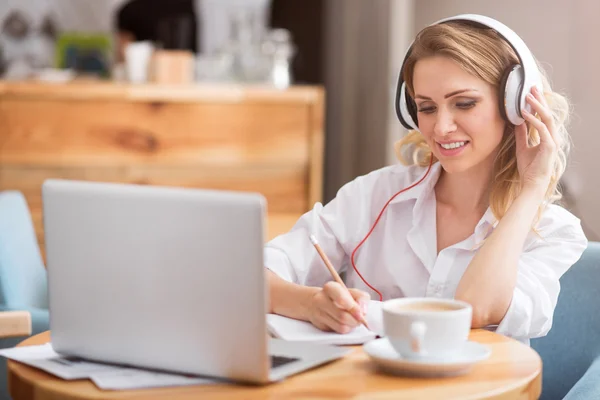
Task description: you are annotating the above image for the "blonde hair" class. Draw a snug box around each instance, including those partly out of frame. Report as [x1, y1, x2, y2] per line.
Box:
[395, 20, 571, 223]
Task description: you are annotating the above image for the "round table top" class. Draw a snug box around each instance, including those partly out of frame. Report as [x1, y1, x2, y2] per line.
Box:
[8, 330, 541, 400]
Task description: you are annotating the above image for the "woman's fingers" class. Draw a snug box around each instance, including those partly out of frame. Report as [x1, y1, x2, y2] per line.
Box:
[526, 87, 557, 144]
[322, 282, 368, 331]
[315, 308, 352, 333]
[532, 85, 550, 108]
[325, 307, 360, 331]
[348, 288, 371, 312]
[525, 93, 551, 127]
[309, 290, 355, 333]
[522, 108, 555, 152]
[323, 282, 364, 321]
[514, 122, 529, 151]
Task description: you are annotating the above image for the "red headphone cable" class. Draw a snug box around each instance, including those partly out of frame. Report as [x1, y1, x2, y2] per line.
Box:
[349, 157, 435, 301]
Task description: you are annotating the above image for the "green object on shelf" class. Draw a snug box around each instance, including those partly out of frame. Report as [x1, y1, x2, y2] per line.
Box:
[55, 32, 112, 78]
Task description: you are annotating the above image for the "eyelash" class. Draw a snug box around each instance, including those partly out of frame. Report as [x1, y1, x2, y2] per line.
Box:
[417, 101, 477, 114]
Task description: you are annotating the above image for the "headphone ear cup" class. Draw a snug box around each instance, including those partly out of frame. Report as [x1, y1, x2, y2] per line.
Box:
[398, 83, 419, 131]
[404, 88, 419, 129]
[500, 64, 525, 126]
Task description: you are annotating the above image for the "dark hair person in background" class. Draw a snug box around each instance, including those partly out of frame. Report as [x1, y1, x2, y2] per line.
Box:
[115, 0, 197, 63]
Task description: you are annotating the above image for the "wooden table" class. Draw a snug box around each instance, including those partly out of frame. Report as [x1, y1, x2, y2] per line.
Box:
[8, 330, 541, 400]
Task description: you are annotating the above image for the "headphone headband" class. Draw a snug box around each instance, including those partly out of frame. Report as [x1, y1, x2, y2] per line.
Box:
[396, 14, 543, 130]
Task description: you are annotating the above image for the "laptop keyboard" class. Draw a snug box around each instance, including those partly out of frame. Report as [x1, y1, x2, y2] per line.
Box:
[271, 355, 299, 368]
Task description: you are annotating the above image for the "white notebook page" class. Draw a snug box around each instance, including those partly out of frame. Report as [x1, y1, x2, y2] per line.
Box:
[267, 300, 383, 345]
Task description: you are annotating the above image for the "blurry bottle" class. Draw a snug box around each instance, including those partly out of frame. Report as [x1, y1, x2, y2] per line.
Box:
[195, 0, 272, 55]
[262, 28, 295, 89]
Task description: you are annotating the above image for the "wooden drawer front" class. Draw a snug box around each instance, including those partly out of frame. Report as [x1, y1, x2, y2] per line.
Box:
[1, 164, 307, 254]
[0, 100, 310, 167]
[0, 164, 307, 213]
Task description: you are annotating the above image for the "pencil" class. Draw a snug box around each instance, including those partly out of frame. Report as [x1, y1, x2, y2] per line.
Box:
[309, 234, 370, 330]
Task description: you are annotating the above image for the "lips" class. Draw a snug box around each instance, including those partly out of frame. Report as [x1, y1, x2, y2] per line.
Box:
[436, 140, 470, 156]
[439, 141, 468, 150]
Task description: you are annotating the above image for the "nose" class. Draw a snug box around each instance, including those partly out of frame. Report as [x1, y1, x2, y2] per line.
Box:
[433, 108, 457, 137]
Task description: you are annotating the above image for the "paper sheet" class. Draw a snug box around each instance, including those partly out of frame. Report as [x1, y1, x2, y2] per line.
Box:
[0, 344, 219, 390]
[90, 369, 217, 390]
[0, 344, 126, 380]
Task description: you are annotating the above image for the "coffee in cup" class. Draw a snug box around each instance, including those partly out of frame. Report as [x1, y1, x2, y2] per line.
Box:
[382, 298, 472, 360]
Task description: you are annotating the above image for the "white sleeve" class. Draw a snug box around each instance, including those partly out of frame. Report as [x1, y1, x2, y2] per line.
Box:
[495, 206, 588, 340]
[264, 175, 373, 287]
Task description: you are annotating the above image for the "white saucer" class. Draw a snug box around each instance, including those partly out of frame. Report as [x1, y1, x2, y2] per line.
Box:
[363, 338, 491, 377]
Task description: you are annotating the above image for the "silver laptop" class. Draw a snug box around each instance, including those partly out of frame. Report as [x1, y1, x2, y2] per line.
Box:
[42, 179, 350, 384]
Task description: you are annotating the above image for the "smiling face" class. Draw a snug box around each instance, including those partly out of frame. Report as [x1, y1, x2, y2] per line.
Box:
[412, 56, 507, 174]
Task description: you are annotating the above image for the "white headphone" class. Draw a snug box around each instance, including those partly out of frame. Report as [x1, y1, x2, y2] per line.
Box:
[395, 14, 543, 131]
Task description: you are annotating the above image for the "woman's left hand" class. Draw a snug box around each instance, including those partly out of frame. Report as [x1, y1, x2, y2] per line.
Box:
[515, 86, 558, 197]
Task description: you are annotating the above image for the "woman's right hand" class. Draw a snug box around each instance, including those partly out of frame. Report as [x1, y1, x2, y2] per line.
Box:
[307, 282, 370, 334]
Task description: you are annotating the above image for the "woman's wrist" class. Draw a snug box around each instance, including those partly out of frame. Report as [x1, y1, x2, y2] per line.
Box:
[297, 285, 320, 321]
[508, 185, 546, 228]
[268, 270, 320, 321]
[519, 183, 547, 206]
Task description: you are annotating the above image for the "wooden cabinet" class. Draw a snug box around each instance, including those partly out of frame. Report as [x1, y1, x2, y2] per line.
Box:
[0, 82, 324, 252]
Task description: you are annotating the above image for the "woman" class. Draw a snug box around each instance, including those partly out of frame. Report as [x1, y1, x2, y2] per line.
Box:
[264, 15, 587, 342]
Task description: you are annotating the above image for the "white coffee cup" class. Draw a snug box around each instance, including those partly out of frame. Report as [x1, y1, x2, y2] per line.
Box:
[382, 297, 472, 361]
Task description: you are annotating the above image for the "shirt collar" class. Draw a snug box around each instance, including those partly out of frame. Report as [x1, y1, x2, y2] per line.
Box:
[389, 162, 443, 206]
[390, 161, 499, 245]
[474, 207, 498, 244]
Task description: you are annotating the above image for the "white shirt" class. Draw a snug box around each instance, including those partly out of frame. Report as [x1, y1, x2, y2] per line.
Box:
[264, 162, 588, 342]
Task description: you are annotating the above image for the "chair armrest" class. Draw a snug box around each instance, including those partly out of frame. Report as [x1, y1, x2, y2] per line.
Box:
[0, 311, 31, 338]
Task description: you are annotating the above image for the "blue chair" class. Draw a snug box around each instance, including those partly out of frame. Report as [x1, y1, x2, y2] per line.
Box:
[531, 241, 600, 400]
[563, 356, 600, 400]
[0, 191, 50, 400]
